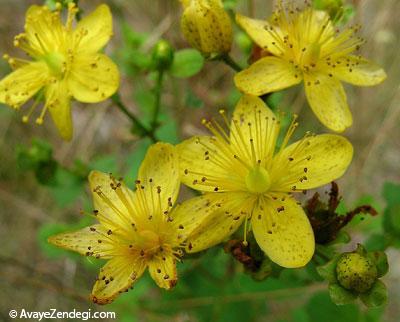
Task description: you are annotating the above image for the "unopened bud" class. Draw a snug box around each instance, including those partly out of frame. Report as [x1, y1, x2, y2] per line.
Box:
[180, 0, 232, 56]
[336, 250, 377, 293]
[152, 40, 174, 70]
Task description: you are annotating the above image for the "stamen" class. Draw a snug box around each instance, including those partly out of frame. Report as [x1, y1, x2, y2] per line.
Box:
[280, 114, 298, 151]
[35, 103, 48, 125]
[22, 95, 42, 123]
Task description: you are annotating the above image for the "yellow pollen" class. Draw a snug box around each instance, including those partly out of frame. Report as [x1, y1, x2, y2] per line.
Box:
[245, 166, 271, 194]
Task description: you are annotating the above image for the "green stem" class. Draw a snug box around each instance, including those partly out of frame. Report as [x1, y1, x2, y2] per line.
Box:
[220, 54, 243, 72]
[111, 93, 157, 142]
[151, 69, 165, 130]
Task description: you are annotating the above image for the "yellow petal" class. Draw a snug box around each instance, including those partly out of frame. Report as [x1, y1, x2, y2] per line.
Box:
[185, 192, 254, 252]
[230, 94, 280, 167]
[236, 14, 281, 56]
[297, 9, 335, 48]
[89, 170, 137, 236]
[91, 256, 146, 305]
[270, 134, 353, 192]
[74, 4, 113, 54]
[329, 55, 386, 86]
[171, 194, 225, 239]
[23, 5, 63, 56]
[251, 195, 315, 268]
[304, 72, 352, 132]
[48, 224, 115, 259]
[45, 81, 73, 141]
[68, 53, 119, 103]
[178, 136, 247, 192]
[137, 143, 180, 214]
[235, 57, 302, 96]
[0, 62, 48, 109]
[148, 255, 177, 290]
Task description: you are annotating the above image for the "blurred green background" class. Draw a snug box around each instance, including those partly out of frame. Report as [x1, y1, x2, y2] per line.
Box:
[0, 0, 399, 321]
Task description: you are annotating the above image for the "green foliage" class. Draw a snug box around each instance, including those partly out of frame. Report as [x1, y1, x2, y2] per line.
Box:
[170, 49, 205, 78]
[16, 138, 58, 185]
[49, 167, 85, 207]
[124, 138, 152, 183]
[235, 31, 253, 55]
[305, 292, 361, 322]
[382, 182, 400, 239]
[116, 22, 152, 76]
[185, 89, 205, 109]
[222, 0, 238, 10]
[312, 0, 355, 25]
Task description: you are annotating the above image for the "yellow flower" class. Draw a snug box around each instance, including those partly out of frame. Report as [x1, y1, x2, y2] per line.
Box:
[0, 4, 119, 140]
[177, 95, 353, 268]
[234, 5, 386, 132]
[180, 0, 232, 55]
[49, 143, 192, 304]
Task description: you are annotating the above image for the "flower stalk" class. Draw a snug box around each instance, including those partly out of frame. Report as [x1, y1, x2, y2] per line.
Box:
[111, 93, 157, 142]
[220, 54, 243, 72]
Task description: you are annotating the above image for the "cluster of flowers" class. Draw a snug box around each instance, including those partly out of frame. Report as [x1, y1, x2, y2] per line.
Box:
[0, 1, 385, 304]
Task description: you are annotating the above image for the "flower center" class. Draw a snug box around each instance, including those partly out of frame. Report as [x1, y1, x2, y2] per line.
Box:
[42, 52, 66, 77]
[299, 42, 321, 69]
[245, 166, 271, 194]
[137, 229, 161, 253]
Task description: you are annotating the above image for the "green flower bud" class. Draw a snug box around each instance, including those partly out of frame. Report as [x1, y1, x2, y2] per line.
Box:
[152, 40, 174, 70]
[336, 252, 378, 293]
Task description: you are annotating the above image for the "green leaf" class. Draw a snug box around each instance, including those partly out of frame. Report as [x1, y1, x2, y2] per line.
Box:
[156, 112, 180, 144]
[35, 160, 58, 186]
[383, 204, 400, 236]
[89, 155, 118, 174]
[124, 138, 152, 184]
[170, 49, 205, 78]
[223, 0, 238, 10]
[121, 21, 148, 49]
[364, 233, 390, 252]
[50, 168, 84, 207]
[336, 200, 347, 215]
[359, 280, 388, 308]
[364, 307, 385, 322]
[327, 231, 351, 246]
[316, 255, 340, 283]
[306, 291, 361, 322]
[291, 308, 311, 322]
[328, 283, 358, 305]
[266, 91, 284, 110]
[369, 251, 388, 278]
[235, 31, 253, 55]
[185, 90, 204, 109]
[382, 182, 400, 206]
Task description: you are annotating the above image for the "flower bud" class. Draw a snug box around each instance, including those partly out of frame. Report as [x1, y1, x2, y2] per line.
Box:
[180, 0, 232, 56]
[336, 251, 378, 293]
[152, 40, 174, 70]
